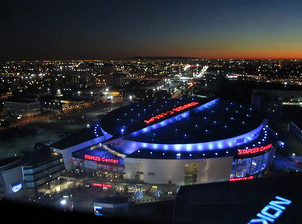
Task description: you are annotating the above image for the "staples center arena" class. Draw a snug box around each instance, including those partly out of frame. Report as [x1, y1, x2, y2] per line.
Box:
[51, 98, 277, 186]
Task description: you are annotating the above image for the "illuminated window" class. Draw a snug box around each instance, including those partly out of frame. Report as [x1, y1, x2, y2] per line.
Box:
[230, 149, 274, 178]
[184, 163, 198, 185]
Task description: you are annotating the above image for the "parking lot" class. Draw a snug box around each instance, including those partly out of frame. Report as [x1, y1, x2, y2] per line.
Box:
[0, 101, 123, 159]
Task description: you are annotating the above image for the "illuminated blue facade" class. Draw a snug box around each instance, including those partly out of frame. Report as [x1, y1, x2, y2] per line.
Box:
[121, 123, 263, 154]
[63, 97, 277, 184]
[100, 98, 270, 155]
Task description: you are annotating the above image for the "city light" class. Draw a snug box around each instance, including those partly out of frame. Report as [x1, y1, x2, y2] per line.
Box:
[92, 183, 113, 188]
[248, 196, 292, 224]
[237, 143, 273, 156]
[144, 102, 199, 124]
[229, 176, 254, 181]
[84, 154, 119, 164]
[1, 0, 302, 222]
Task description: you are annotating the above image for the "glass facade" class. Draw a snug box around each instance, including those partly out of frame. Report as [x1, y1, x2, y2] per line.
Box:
[230, 148, 274, 178]
[184, 163, 198, 185]
[23, 159, 63, 174]
[23, 158, 64, 188]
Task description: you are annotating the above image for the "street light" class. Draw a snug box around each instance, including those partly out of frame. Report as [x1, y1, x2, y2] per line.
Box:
[60, 199, 67, 205]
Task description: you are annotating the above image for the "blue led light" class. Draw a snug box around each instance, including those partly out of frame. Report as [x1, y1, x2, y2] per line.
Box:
[104, 99, 266, 155]
[248, 196, 291, 224]
[122, 123, 264, 154]
[94, 206, 103, 216]
[208, 143, 214, 150]
[11, 183, 22, 193]
[186, 144, 192, 151]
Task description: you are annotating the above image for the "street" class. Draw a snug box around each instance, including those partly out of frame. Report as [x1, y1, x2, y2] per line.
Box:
[0, 101, 124, 159]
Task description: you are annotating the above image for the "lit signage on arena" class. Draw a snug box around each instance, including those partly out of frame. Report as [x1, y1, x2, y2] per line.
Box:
[248, 196, 292, 224]
[229, 176, 254, 182]
[11, 183, 23, 193]
[92, 183, 112, 188]
[238, 143, 273, 156]
[144, 102, 199, 124]
[84, 154, 119, 164]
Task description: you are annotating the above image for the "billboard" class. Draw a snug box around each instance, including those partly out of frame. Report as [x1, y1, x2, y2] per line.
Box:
[70, 157, 124, 173]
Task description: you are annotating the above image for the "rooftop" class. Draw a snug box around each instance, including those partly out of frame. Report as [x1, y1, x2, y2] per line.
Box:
[122, 99, 263, 144]
[23, 149, 62, 167]
[99, 97, 213, 137]
[175, 175, 302, 224]
[126, 127, 276, 159]
[94, 196, 129, 204]
[50, 123, 103, 150]
[72, 145, 125, 166]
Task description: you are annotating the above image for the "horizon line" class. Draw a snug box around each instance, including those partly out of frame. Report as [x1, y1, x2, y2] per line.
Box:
[1, 56, 302, 62]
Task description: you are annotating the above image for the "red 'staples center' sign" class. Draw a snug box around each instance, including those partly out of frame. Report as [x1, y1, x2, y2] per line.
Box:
[229, 176, 254, 181]
[238, 143, 273, 156]
[144, 102, 199, 124]
[92, 183, 112, 188]
[84, 154, 119, 164]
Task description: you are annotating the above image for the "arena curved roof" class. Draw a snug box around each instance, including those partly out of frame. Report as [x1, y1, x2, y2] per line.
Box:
[100, 98, 264, 144]
[99, 97, 203, 137]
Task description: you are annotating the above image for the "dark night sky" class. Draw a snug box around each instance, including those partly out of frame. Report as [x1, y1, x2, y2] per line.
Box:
[1, 0, 302, 61]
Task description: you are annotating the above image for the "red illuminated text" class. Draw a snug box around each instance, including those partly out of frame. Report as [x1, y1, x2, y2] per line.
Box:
[229, 176, 254, 181]
[92, 183, 112, 188]
[84, 154, 119, 164]
[144, 102, 199, 124]
[238, 143, 273, 156]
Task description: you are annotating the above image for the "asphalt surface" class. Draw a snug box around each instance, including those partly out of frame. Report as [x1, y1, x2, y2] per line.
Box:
[0, 101, 124, 159]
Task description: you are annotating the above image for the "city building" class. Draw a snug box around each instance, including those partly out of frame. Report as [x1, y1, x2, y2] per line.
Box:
[289, 121, 302, 144]
[284, 107, 302, 144]
[174, 175, 302, 224]
[0, 149, 64, 197]
[0, 156, 25, 198]
[51, 97, 277, 186]
[22, 150, 65, 194]
[4, 99, 41, 117]
[93, 197, 129, 217]
[251, 91, 283, 121]
[41, 99, 69, 111]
